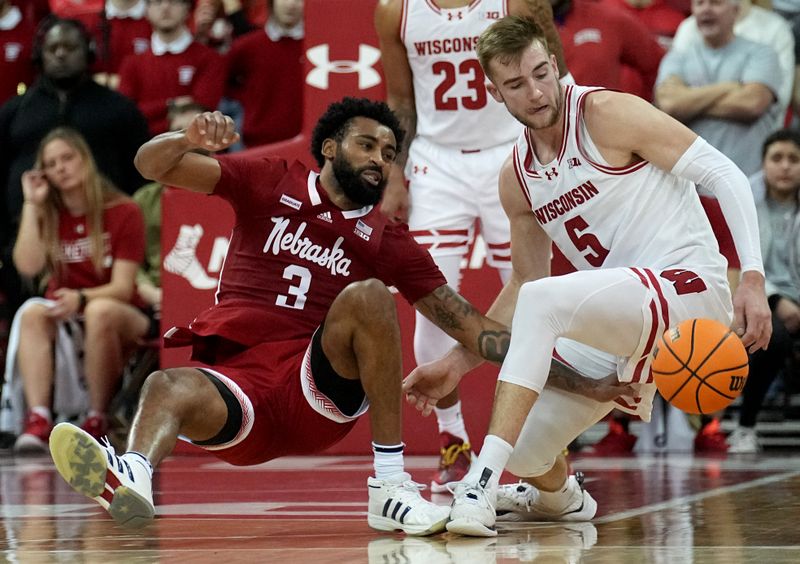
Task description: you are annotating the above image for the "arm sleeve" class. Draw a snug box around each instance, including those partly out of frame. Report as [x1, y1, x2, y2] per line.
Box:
[671, 137, 764, 275]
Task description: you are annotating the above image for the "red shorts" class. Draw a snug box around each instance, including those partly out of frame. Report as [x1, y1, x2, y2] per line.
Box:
[193, 338, 359, 466]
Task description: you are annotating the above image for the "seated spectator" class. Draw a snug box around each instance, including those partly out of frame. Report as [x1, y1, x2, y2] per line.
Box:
[73, 0, 153, 89]
[7, 127, 147, 451]
[118, 0, 226, 135]
[655, 0, 782, 177]
[225, 0, 303, 148]
[552, 0, 664, 99]
[602, 0, 686, 99]
[728, 128, 800, 452]
[193, 0, 262, 53]
[670, 0, 795, 125]
[0, 0, 38, 106]
[0, 16, 150, 325]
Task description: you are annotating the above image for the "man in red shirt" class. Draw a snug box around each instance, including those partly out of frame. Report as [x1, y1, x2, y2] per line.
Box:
[225, 0, 303, 148]
[45, 98, 501, 536]
[0, 0, 37, 106]
[552, 0, 664, 99]
[119, 0, 225, 134]
[74, 0, 153, 89]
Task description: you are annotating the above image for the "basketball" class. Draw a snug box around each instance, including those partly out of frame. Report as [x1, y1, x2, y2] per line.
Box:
[651, 318, 749, 414]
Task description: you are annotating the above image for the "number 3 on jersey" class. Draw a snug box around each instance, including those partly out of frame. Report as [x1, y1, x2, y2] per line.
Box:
[433, 59, 487, 111]
[277, 264, 311, 309]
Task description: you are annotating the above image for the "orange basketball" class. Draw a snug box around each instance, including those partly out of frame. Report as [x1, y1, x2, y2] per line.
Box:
[651, 318, 749, 414]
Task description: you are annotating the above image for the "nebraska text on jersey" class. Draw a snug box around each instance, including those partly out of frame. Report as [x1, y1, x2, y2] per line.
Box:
[264, 217, 351, 276]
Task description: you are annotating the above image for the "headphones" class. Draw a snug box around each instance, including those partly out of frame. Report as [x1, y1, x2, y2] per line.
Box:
[31, 16, 97, 68]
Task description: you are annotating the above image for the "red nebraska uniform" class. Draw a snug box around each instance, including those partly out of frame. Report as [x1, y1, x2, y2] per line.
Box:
[46, 199, 145, 299]
[185, 155, 446, 465]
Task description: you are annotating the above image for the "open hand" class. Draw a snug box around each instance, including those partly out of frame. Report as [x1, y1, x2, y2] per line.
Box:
[402, 356, 465, 416]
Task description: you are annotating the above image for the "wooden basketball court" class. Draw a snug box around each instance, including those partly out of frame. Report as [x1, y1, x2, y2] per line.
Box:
[2, 450, 799, 562]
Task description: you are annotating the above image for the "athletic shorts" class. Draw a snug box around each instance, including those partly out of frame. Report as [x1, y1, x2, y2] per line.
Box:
[188, 331, 367, 466]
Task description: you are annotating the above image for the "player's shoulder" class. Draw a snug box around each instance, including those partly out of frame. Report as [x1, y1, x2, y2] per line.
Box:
[582, 89, 649, 125]
[375, 0, 404, 29]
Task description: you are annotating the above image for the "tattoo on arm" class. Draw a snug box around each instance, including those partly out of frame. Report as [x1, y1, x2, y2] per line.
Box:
[427, 286, 475, 330]
[547, 359, 593, 393]
[478, 330, 511, 363]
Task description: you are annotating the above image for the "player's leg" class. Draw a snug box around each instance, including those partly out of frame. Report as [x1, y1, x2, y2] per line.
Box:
[49, 365, 229, 528]
[448, 269, 653, 536]
[406, 138, 482, 490]
[80, 297, 149, 438]
[322, 278, 450, 535]
[14, 302, 58, 452]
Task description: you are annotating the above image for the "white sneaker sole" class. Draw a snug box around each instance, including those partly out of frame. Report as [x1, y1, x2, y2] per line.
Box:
[49, 424, 154, 528]
[14, 433, 49, 454]
[368, 513, 449, 536]
[446, 517, 498, 537]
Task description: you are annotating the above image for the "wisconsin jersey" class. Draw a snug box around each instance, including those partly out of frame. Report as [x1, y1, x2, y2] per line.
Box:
[402, 0, 521, 150]
[511, 85, 728, 276]
[188, 155, 446, 346]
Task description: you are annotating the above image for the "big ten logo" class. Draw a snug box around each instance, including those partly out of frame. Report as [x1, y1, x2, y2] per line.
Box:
[306, 44, 381, 90]
[163, 223, 230, 290]
[729, 375, 746, 393]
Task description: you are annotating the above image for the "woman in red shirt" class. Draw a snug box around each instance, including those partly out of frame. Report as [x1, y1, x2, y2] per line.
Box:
[12, 127, 148, 451]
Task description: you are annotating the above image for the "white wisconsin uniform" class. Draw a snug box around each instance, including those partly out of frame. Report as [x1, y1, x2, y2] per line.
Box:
[502, 86, 734, 477]
[402, 0, 517, 267]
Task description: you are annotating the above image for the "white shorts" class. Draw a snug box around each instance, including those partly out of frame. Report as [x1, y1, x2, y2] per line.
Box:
[405, 136, 512, 267]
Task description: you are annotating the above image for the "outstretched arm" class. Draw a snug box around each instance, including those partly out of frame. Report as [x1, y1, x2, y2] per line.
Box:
[585, 91, 771, 351]
[134, 111, 240, 194]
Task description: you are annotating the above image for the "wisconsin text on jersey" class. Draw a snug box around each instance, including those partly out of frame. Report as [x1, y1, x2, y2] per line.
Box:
[412, 36, 480, 56]
[533, 181, 600, 225]
[263, 217, 351, 276]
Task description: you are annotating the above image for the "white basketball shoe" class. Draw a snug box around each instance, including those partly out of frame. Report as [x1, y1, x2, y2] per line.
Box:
[495, 472, 597, 522]
[163, 223, 218, 290]
[367, 473, 450, 535]
[49, 423, 154, 528]
[446, 481, 498, 537]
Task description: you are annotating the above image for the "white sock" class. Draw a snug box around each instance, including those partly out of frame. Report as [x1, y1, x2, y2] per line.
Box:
[122, 451, 154, 480]
[30, 406, 52, 422]
[372, 442, 405, 480]
[434, 401, 469, 443]
[536, 476, 575, 510]
[464, 435, 513, 491]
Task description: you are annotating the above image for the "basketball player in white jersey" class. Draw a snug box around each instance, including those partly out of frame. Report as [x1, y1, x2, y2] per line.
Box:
[374, 0, 571, 492]
[403, 16, 772, 536]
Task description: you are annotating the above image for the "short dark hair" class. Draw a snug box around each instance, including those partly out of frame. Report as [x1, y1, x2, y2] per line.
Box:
[310, 97, 405, 168]
[762, 128, 800, 159]
[32, 16, 96, 67]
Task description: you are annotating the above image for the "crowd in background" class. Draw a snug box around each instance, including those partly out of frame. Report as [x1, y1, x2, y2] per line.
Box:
[0, 0, 798, 454]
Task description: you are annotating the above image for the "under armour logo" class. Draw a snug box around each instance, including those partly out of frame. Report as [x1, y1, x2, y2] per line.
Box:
[448, 11, 464, 20]
[544, 167, 558, 180]
[413, 165, 428, 174]
[306, 44, 381, 90]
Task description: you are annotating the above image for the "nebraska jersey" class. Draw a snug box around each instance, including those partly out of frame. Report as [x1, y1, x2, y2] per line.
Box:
[512, 85, 727, 275]
[189, 156, 446, 346]
[401, 0, 521, 150]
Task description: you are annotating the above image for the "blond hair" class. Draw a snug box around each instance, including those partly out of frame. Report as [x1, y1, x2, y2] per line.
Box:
[35, 127, 124, 277]
[477, 16, 550, 79]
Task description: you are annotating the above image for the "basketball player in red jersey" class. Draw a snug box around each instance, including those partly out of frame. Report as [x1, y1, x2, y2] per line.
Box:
[375, 0, 572, 492]
[403, 18, 771, 536]
[47, 97, 629, 534]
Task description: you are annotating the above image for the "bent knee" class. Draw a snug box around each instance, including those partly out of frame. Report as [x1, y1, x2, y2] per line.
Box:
[506, 450, 555, 479]
[141, 368, 206, 399]
[335, 279, 396, 320]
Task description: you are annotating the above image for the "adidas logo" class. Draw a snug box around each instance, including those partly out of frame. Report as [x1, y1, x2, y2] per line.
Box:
[316, 211, 333, 223]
